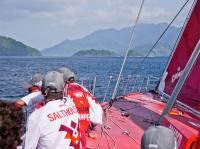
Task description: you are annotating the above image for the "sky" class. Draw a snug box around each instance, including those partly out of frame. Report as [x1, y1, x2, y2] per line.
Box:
[0, 0, 194, 50]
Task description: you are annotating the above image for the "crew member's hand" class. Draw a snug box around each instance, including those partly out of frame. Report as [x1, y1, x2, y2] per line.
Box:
[15, 99, 26, 109]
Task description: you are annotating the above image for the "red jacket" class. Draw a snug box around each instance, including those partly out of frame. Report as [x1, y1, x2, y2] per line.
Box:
[64, 83, 99, 132]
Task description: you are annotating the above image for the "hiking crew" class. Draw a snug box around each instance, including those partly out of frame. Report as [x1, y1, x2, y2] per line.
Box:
[58, 67, 103, 149]
[15, 73, 44, 110]
[23, 71, 81, 149]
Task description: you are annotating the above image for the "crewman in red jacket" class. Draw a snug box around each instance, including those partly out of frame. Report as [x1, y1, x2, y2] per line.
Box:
[58, 67, 103, 149]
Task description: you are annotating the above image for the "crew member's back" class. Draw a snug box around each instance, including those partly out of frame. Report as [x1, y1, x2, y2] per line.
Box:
[24, 71, 81, 149]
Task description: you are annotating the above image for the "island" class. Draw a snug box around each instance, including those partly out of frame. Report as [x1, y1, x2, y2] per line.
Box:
[0, 35, 41, 56]
[72, 49, 119, 57]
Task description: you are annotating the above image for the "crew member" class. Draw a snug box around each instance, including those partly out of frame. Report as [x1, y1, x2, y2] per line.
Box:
[24, 71, 81, 149]
[15, 73, 44, 110]
[58, 67, 103, 149]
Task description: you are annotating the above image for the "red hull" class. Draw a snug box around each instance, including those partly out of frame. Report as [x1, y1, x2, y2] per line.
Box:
[86, 93, 200, 149]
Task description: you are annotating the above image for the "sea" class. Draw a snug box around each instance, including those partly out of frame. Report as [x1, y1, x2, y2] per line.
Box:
[0, 56, 168, 102]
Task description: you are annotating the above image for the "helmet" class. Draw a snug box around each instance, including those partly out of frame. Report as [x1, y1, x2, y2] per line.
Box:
[42, 71, 64, 93]
[30, 73, 43, 87]
[28, 73, 43, 92]
[57, 67, 75, 82]
[141, 126, 176, 149]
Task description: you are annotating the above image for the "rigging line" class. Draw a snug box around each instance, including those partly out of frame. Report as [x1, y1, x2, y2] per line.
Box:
[96, 126, 104, 149]
[112, 0, 145, 100]
[108, 117, 140, 145]
[134, 0, 191, 71]
[96, 111, 109, 149]
[104, 130, 112, 149]
[104, 129, 117, 149]
[96, 126, 116, 149]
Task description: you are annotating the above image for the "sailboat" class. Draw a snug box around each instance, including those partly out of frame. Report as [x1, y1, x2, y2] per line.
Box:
[86, 0, 200, 148]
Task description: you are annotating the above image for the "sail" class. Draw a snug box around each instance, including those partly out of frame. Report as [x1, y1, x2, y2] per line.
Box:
[158, 0, 200, 112]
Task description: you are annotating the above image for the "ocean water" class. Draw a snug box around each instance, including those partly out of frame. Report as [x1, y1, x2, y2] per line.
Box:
[0, 56, 168, 102]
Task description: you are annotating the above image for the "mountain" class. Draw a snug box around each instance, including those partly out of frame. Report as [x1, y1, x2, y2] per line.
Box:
[42, 23, 181, 56]
[0, 35, 41, 56]
[72, 49, 119, 57]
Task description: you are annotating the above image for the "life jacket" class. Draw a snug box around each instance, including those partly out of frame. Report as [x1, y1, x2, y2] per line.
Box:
[64, 83, 103, 149]
[64, 83, 91, 133]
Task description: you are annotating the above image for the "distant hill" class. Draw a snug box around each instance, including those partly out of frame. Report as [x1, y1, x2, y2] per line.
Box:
[72, 49, 119, 57]
[42, 23, 181, 57]
[0, 35, 41, 56]
[127, 43, 172, 57]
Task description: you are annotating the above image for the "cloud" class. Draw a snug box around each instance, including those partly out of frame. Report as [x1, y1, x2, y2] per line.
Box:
[0, 0, 189, 25]
[0, 0, 193, 49]
[0, 0, 88, 21]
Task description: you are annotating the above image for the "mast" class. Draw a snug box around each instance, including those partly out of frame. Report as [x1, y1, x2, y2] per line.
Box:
[159, 40, 200, 123]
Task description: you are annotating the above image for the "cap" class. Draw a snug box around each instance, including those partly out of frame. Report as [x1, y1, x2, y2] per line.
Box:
[57, 67, 75, 82]
[141, 126, 176, 149]
[29, 73, 43, 87]
[42, 71, 64, 92]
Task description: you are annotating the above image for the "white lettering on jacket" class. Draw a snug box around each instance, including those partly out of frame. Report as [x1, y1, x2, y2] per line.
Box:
[79, 114, 90, 120]
[74, 92, 84, 98]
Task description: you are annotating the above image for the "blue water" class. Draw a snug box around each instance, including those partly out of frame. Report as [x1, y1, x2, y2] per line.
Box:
[0, 56, 168, 102]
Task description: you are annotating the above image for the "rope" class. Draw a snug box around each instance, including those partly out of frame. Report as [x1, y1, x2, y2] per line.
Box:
[108, 117, 140, 145]
[96, 125, 117, 149]
[134, 0, 191, 71]
[112, 0, 145, 99]
[104, 129, 117, 149]
[96, 126, 104, 149]
[104, 130, 111, 149]
[99, 101, 160, 148]
[96, 110, 113, 149]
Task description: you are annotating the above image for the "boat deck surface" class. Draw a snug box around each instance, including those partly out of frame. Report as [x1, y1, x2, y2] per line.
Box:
[86, 93, 200, 149]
